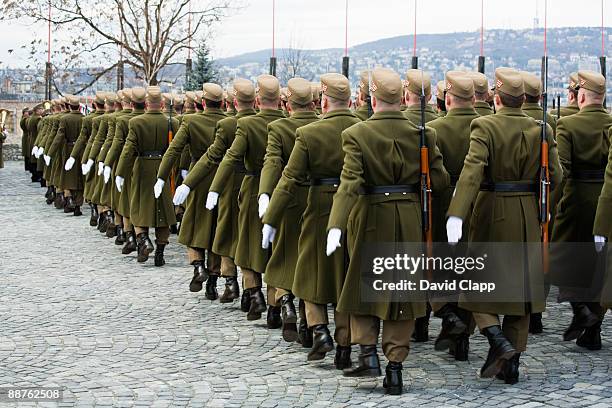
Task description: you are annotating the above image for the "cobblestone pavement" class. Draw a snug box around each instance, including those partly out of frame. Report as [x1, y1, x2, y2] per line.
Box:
[1, 161, 611, 407]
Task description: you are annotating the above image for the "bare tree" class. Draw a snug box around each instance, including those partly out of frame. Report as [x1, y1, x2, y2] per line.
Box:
[1, 0, 241, 91]
[279, 34, 311, 84]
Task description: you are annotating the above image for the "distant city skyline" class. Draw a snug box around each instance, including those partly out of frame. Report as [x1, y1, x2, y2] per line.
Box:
[0, 0, 608, 69]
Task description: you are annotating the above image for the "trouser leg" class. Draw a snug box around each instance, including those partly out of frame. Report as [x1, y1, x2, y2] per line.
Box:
[242, 268, 262, 290]
[187, 247, 205, 265]
[501, 315, 530, 353]
[350, 314, 380, 346]
[382, 319, 414, 362]
[123, 216, 132, 231]
[273, 288, 291, 306]
[208, 251, 221, 276]
[220, 256, 237, 278]
[134, 226, 149, 236]
[334, 308, 351, 347]
[267, 286, 278, 306]
[154, 226, 170, 246]
[305, 302, 329, 328]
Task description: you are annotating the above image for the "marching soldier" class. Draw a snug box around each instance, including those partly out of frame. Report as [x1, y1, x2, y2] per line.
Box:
[155, 83, 227, 297]
[554, 71, 612, 351]
[115, 86, 178, 266]
[174, 79, 257, 303]
[47, 95, 84, 215]
[262, 73, 360, 365]
[559, 73, 580, 117]
[104, 89, 146, 252]
[208, 75, 284, 321]
[354, 71, 371, 121]
[20, 108, 31, 174]
[0, 123, 6, 169]
[521, 71, 557, 132]
[311, 82, 322, 115]
[428, 71, 480, 361]
[403, 69, 438, 125]
[27, 104, 44, 184]
[446, 68, 562, 384]
[259, 77, 320, 333]
[468, 72, 494, 116]
[326, 68, 449, 394]
[435, 80, 446, 117]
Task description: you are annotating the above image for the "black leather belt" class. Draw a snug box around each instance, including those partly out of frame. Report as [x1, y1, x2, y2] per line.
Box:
[480, 182, 537, 193]
[245, 170, 261, 177]
[570, 169, 605, 181]
[360, 184, 419, 195]
[140, 150, 165, 158]
[311, 177, 340, 186]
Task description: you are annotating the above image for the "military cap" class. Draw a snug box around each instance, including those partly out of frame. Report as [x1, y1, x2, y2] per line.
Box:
[162, 93, 173, 105]
[105, 92, 118, 104]
[195, 90, 204, 102]
[287, 78, 313, 105]
[33, 103, 44, 111]
[233, 78, 256, 102]
[445, 71, 475, 99]
[495, 68, 524, 97]
[66, 94, 80, 106]
[520, 71, 542, 97]
[436, 80, 446, 100]
[121, 89, 133, 103]
[203, 83, 224, 102]
[577, 70, 606, 94]
[131, 88, 146, 104]
[280, 87, 288, 102]
[146, 86, 162, 103]
[311, 82, 321, 101]
[22, 107, 29, 113]
[94, 91, 106, 104]
[115, 90, 124, 102]
[256, 75, 280, 99]
[468, 72, 489, 94]
[405, 69, 432, 96]
[320, 73, 351, 101]
[185, 91, 197, 105]
[173, 94, 184, 106]
[359, 70, 371, 97]
[370, 68, 403, 104]
[568, 72, 579, 91]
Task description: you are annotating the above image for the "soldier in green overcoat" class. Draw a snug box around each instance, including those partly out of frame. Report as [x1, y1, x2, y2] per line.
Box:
[27, 105, 44, 183]
[175, 79, 257, 303]
[20, 108, 31, 174]
[115, 86, 178, 266]
[326, 68, 449, 394]
[354, 71, 371, 121]
[552, 71, 612, 351]
[559, 73, 580, 117]
[259, 77, 320, 333]
[263, 73, 360, 365]
[468, 72, 494, 117]
[435, 80, 447, 117]
[403, 69, 439, 125]
[208, 75, 284, 321]
[447, 68, 562, 383]
[521, 71, 557, 132]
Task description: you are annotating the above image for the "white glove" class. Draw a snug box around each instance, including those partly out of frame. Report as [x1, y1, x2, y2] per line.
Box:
[258, 194, 270, 219]
[181, 170, 189, 180]
[37, 147, 44, 157]
[173, 184, 191, 205]
[82, 159, 94, 175]
[262, 224, 277, 249]
[205, 191, 219, 210]
[115, 176, 124, 192]
[31, 146, 38, 156]
[153, 178, 165, 198]
[595, 235, 607, 253]
[65, 157, 75, 171]
[97, 162, 104, 176]
[43, 155, 51, 166]
[103, 166, 112, 184]
[447, 216, 463, 245]
[326, 228, 342, 256]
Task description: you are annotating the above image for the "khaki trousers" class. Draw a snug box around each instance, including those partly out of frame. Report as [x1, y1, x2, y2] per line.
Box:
[350, 314, 415, 362]
[473, 312, 530, 352]
[305, 302, 351, 347]
[122, 216, 132, 231]
[220, 256, 237, 278]
[267, 287, 291, 306]
[187, 248, 221, 275]
[134, 226, 170, 245]
[63, 189, 84, 206]
[242, 268, 262, 290]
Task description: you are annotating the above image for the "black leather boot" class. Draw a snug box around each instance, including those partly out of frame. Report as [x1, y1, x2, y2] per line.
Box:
[308, 325, 334, 361]
[564, 303, 600, 341]
[343, 345, 381, 377]
[73, 206, 82, 216]
[220, 277, 240, 303]
[44, 186, 52, 199]
[189, 261, 208, 292]
[480, 326, 517, 378]
[383, 361, 403, 395]
[267, 306, 282, 329]
[280, 294, 298, 342]
[154, 244, 166, 267]
[334, 345, 352, 370]
[529, 312, 543, 334]
[576, 322, 602, 351]
[136, 232, 154, 263]
[122, 231, 137, 254]
[46, 187, 55, 205]
[297, 319, 313, 348]
[247, 288, 267, 321]
[54, 192, 65, 209]
[170, 224, 179, 235]
[64, 196, 76, 213]
[205, 275, 219, 300]
[115, 226, 126, 245]
[453, 333, 470, 361]
[240, 288, 251, 312]
[106, 222, 118, 239]
[89, 204, 99, 227]
[496, 353, 520, 384]
[434, 308, 468, 352]
[412, 304, 431, 342]
[98, 211, 110, 233]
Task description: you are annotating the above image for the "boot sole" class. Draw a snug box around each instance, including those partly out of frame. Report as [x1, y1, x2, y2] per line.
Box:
[122, 247, 136, 255]
[282, 323, 298, 342]
[342, 368, 382, 377]
[247, 312, 262, 321]
[189, 281, 203, 292]
[219, 292, 239, 303]
[384, 386, 402, 395]
[481, 349, 516, 378]
[307, 342, 334, 361]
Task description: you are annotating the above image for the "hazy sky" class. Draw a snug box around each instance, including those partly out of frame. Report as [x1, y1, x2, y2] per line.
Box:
[0, 0, 608, 68]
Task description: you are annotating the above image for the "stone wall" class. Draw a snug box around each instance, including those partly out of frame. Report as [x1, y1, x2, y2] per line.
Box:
[2, 144, 22, 162]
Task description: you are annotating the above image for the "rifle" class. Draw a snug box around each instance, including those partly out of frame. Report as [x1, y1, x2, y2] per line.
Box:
[366, 68, 373, 118]
[419, 71, 433, 278]
[168, 96, 176, 195]
[556, 93, 561, 120]
[540, 56, 551, 274]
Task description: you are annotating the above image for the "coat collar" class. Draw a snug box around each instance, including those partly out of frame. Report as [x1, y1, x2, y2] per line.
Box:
[497, 107, 528, 117]
[236, 108, 256, 118]
[577, 104, 607, 114]
[290, 110, 319, 119]
[257, 109, 285, 118]
[322, 109, 355, 120]
[446, 107, 478, 117]
[369, 111, 407, 120]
